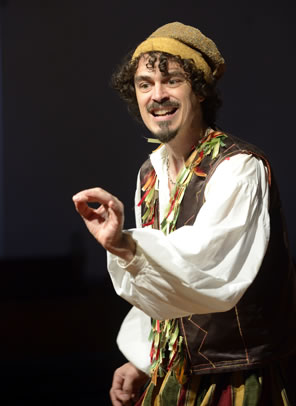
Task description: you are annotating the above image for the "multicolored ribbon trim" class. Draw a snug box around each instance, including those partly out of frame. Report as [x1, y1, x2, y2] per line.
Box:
[149, 318, 186, 385]
[138, 130, 227, 233]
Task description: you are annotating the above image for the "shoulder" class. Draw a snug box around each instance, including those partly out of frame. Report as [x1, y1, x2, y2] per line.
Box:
[138, 157, 154, 186]
[138, 144, 166, 184]
[212, 153, 266, 182]
[212, 133, 271, 185]
[222, 133, 269, 162]
[139, 157, 153, 173]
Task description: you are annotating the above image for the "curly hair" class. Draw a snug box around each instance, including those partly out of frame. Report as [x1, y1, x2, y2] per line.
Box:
[111, 51, 222, 128]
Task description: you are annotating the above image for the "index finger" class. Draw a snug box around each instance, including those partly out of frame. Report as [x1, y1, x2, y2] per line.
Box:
[72, 187, 113, 206]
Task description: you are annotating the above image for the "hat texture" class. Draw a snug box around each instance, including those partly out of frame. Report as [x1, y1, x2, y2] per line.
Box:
[132, 22, 225, 82]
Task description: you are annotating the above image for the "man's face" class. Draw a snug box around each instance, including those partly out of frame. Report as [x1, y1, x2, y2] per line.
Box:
[134, 55, 203, 143]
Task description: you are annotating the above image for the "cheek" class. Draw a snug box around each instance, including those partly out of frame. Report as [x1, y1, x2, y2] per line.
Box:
[138, 104, 148, 120]
[137, 104, 150, 126]
[188, 95, 200, 114]
[137, 98, 151, 121]
[135, 92, 146, 112]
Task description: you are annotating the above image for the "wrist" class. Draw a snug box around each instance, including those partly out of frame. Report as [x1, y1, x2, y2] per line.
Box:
[108, 232, 136, 262]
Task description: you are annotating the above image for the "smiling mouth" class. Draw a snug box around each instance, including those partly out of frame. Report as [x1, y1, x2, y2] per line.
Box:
[151, 108, 178, 117]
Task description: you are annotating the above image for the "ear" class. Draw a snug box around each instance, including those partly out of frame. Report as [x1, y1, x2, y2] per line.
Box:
[198, 94, 205, 102]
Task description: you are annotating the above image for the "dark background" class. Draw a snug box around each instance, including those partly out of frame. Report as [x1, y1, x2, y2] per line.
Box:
[0, 1, 295, 404]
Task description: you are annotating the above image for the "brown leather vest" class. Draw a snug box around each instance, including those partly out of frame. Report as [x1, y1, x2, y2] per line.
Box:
[139, 134, 296, 375]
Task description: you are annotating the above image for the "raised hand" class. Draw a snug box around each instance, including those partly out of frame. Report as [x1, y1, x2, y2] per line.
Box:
[110, 362, 149, 406]
[73, 187, 136, 261]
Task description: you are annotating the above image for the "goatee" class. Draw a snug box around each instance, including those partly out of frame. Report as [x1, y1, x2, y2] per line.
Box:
[152, 121, 178, 143]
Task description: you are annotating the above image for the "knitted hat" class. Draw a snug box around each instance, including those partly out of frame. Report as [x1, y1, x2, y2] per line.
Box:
[132, 22, 225, 83]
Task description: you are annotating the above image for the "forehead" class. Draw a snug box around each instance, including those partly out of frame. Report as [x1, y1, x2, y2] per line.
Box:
[135, 54, 185, 77]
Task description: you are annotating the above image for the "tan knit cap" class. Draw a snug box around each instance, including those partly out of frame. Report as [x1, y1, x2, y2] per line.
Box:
[132, 22, 225, 83]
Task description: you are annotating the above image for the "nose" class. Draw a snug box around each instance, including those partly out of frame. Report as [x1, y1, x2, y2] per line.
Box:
[152, 82, 169, 103]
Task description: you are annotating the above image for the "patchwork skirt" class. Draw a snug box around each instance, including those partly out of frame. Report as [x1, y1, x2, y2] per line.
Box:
[135, 362, 295, 406]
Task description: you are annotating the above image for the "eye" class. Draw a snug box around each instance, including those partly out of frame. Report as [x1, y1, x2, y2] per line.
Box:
[167, 77, 183, 87]
[138, 82, 152, 92]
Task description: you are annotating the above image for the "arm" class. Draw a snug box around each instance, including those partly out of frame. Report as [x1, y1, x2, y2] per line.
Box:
[107, 154, 270, 319]
[116, 306, 151, 375]
[72, 189, 150, 404]
[110, 307, 151, 405]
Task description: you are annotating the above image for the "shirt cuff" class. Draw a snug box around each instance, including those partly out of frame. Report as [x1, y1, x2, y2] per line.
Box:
[117, 245, 147, 277]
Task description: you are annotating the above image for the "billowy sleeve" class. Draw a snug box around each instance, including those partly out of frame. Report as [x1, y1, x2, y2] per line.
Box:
[116, 306, 151, 374]
[107, 154, 270, 320]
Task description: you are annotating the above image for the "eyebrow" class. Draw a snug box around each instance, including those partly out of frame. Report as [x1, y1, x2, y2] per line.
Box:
[166, 70, 186, 78]
[134, 71, 186, 84]
[134, 75, 152, 84]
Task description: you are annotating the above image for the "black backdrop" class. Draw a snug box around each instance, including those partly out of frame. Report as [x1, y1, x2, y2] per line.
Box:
[0, 1, 295, 404]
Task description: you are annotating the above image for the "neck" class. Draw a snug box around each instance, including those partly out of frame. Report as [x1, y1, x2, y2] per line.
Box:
[165, 124, 209, 177]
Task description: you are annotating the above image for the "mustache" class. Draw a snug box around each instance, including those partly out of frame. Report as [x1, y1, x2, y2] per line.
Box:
[147, 100, 180, 113]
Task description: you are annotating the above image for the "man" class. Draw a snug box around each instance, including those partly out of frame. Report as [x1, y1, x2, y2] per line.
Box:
[73, 22, 296, 405]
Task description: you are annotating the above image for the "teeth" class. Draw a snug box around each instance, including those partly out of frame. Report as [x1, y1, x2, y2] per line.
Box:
[154, 109, 174, 116]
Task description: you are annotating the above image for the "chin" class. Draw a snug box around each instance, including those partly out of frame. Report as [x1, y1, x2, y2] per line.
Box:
[152, 127, 179, 143]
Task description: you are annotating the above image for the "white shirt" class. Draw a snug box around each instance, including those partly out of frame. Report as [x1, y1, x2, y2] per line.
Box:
[107, 145, 270, 373]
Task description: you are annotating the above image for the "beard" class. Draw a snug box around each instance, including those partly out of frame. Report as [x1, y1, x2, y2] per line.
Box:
[151, 121, 179, 143]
